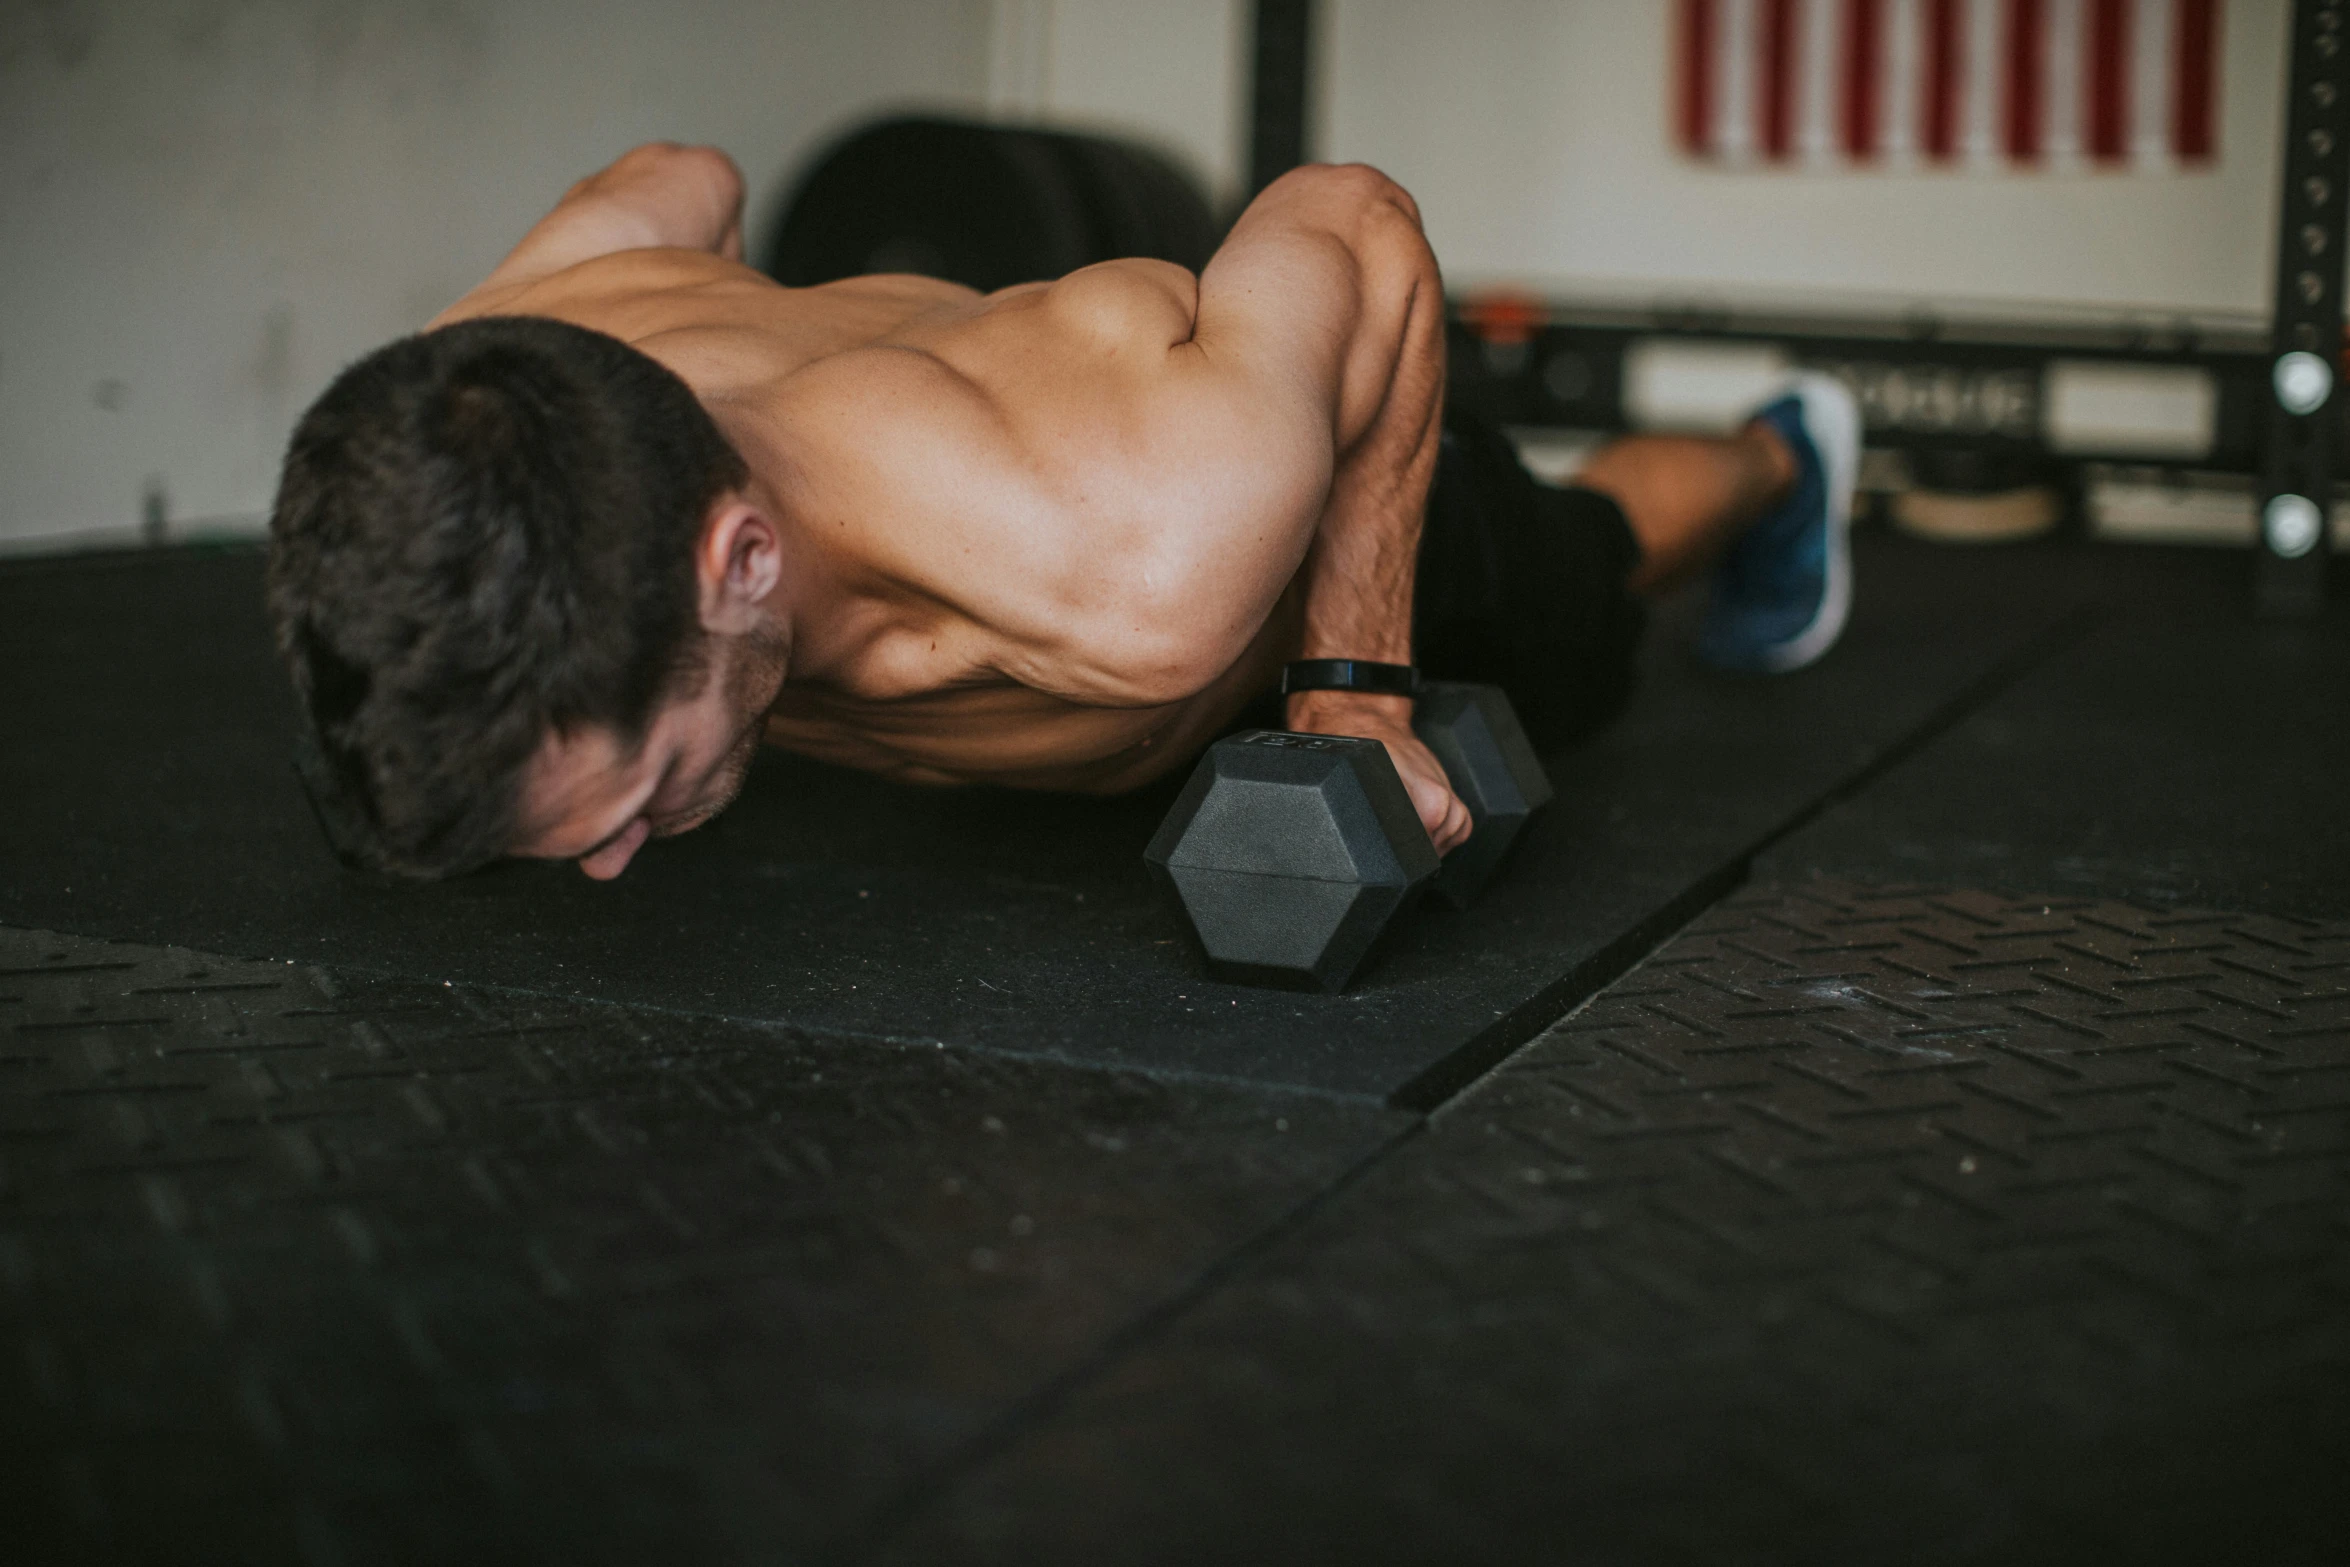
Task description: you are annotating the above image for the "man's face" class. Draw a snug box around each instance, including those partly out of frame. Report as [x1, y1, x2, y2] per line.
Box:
[513, 632, 787, 880]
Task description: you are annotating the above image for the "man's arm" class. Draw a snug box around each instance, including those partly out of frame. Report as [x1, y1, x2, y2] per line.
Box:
[431, 142, 746, 327]
[769, 163, 1467, 848]
[1187, 165, 1468, 852]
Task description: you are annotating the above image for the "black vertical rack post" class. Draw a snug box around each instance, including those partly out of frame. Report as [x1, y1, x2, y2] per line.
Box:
[2260, 0, 2350, 615]
[1249, 0, 1316, 198]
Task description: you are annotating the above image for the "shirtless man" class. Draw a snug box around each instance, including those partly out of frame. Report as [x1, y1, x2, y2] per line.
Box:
[266, 142, 1857, 881]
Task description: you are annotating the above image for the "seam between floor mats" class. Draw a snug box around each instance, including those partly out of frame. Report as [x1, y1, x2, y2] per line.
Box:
[835, 1111, 1429, 1565]
[426, 972, 1403, 1109]
[503, 986, 1395, 1107]
[0, 924, 1401, 1113]
[1384, 604, 2102, 1115]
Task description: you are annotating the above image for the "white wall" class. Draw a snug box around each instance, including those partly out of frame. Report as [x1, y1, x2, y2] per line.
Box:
[1321, 0, 2288, 321]
[1010, 0, 1247, 211]
[0, 0, 996, 548]
[0, 0, 1249, 550]
[3, 0, 2304, 549]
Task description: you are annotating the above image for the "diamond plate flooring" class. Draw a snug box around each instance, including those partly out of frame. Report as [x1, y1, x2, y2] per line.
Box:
[0, 927, 1407, 1564]
[877, 883, 2350, 1565]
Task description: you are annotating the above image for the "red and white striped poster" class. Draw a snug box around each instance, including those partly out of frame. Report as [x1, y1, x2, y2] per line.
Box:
[1676, 0, 2220, 169]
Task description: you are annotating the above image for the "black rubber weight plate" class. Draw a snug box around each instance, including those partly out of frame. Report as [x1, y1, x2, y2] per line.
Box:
[762, 117, 1098, 291]
[1047, 134, 1219, 272]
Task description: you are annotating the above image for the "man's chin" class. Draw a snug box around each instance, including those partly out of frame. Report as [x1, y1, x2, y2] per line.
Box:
[659, 728, 764, 840]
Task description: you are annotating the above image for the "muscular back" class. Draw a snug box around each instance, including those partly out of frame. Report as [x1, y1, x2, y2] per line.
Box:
[438, 247, 1305, 790]
[432, 143, 1443, 806]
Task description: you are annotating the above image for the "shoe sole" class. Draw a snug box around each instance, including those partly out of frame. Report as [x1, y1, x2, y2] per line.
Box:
[1753, 373, 1858, 673]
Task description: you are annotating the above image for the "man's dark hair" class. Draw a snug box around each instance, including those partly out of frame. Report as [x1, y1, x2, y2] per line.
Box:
[266, 315, 749, 878]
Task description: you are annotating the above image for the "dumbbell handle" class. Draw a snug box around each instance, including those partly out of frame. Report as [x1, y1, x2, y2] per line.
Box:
[1265, 679, 1553, 905]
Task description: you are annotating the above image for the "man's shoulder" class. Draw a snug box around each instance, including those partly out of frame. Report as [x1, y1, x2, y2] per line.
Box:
[430, 248, 757, 331]
[1031, 258, 1199, 347]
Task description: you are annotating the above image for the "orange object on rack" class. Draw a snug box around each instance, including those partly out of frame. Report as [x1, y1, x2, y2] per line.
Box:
[1458, 290, 1545, 348]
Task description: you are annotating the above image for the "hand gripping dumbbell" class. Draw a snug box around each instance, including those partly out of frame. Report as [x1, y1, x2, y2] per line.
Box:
[1143, 681, 1554, 992]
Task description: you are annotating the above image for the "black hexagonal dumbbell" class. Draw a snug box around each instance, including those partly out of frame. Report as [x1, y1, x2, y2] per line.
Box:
[1143, 682, 1552, 992]
[1411, 681, 1555, 908]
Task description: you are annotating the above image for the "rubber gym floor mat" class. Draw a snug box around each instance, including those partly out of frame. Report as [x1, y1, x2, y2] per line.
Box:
[1758, 547, 2350, 918]
[0, 534, 2084, 1099]
[0, 924, 1408, 1564]
[871, 884, 2350, 1565]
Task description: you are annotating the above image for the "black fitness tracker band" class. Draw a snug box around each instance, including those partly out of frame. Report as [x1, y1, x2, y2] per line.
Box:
[1279, 659, 1423, 697]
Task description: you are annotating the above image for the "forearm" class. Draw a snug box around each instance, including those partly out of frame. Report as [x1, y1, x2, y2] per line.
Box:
[447, 143, 745, 317]
[1281, 399, 1466, 853]
[1281, 395, 1464, 854]
[1292, 458, 1424, 667]
[1282, 503, 1424, 741]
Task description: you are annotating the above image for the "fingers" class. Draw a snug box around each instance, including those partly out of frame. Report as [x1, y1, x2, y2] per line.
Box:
[1407, 776, 1446, 845]
[1304, 723, 1472, 860]
[1426, 786, 1471, 856]
[1437, 789, 1472, 855]
[1403, 769, 1472, 857]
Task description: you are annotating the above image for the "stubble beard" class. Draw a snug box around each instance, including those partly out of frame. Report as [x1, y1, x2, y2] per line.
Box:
[653, 625, 790, 838]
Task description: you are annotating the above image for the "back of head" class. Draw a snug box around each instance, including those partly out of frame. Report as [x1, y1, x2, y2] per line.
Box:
[267, 316, 747, 878]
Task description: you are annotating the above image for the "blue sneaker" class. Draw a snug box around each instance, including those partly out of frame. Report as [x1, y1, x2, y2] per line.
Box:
[1697, 374, 1860, 673]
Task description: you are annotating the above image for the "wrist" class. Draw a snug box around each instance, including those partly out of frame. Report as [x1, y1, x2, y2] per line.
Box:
[1285, 688, 1415, 735]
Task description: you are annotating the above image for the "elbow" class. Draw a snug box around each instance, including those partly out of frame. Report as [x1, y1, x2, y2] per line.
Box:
[682, 144, 746, 208]
[619, 140, 739, 179]
[1267, 162, 1426, 235]
[1260, 164, 1439, 319]
[672, 143, 746, 207]
[605, 141, 745, 209]
[1078, 578, 1258, 708]
[1089, 624, 1236, 708]
[1079, 456, 1324, 707]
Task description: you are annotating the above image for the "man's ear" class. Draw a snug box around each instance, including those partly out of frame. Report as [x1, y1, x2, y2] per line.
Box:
[694, 494, 782, 635]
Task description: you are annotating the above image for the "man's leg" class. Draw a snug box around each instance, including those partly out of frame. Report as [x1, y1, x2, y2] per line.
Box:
[1574, 423, 1798, 597]
[1576, 375, 1862, 674]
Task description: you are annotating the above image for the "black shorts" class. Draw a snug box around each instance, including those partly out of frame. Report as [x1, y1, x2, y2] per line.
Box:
[1413, 409, 1647, 755]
